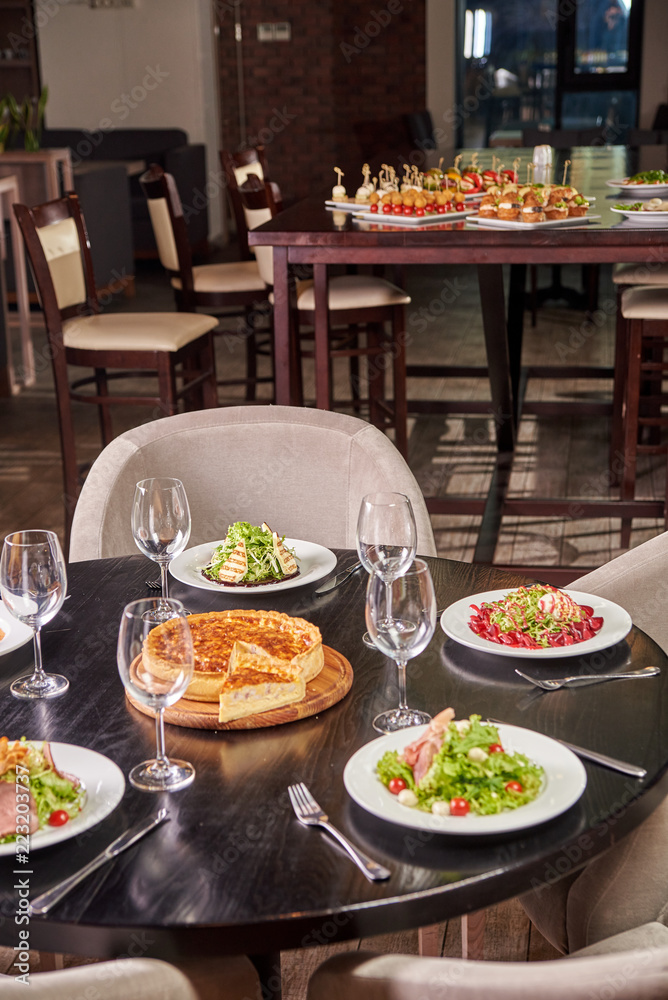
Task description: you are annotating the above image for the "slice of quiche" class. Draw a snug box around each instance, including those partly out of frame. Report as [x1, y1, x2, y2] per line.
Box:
[218, 669, 306, 723]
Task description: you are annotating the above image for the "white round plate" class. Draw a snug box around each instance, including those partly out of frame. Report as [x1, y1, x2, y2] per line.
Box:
[0, 602, 33, 656]
[440, 589, 632, 658]
[0, 742, 125, 856]
[343, 723, 587, 835]
[606, 179, 668, 196]
[610, 205, 668, 225]
[170, 538, 337, 594]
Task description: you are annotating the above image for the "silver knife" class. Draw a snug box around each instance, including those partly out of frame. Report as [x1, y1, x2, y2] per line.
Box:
[488, 719, 646, 779]
[314, 560, 363, 595]
[29, 809, 169, 916]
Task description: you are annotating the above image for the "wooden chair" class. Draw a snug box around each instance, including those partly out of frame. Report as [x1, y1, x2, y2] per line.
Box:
[220, 146, 284, 260]
[238, 174, 411, 457]
[13, 192, 218, 551]
[139, 163, 273, 402]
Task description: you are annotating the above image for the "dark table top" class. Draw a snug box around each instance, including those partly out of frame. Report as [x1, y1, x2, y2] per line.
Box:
[249, 146, 668, 262]
[1, 551, 667, 960]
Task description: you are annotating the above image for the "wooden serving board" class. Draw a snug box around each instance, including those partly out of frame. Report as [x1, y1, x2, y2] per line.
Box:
[125, 645, 353, 731]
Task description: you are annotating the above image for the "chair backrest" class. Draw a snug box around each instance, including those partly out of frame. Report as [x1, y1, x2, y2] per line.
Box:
[404, 110, 436, 151]
[13, 193, 99, 339]
[69, 405, 437, 561]
[220, 146, 268, 259]
[237, 174, 280, 287]
[139, 163, 194, 295]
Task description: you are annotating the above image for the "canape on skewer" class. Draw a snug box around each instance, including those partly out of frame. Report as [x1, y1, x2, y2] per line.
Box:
[521, 188, 546, 223]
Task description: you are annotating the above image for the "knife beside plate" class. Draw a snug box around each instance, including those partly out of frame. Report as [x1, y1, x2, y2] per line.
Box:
[29, 810, 169, 916]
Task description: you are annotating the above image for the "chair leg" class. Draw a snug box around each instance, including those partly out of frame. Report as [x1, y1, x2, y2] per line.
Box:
[201, 334, 219, 409]
[620, 316, 644, 547]
[610, 293, 628, 486]
[157, 356, 179, 418]
[392, 305, 408, 458]
[94, 367, 113, 447]
[244, 307, 258, 402]
[529, 265, 537, 328]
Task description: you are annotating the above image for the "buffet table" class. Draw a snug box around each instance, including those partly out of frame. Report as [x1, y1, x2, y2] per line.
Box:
[1, 553, 667, 997]
[249, 147, 668, 567]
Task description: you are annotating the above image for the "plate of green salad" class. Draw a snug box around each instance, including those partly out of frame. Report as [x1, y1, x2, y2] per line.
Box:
[343, 716, 586, 834]
[0, 741, 125, 855]
[440, 587, 632, 658]
[170, 530, 337, 594]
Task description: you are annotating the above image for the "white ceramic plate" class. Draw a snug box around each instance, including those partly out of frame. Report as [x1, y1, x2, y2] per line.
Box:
[606, 179, 668, 196]
[170, 538, 337, 594]
[610, 205, 668, 224]
[467, 214, 600, 230]
[0, 602, 33, 656]
[325, 200, 360, 211]
[353, 208, 477, 226]
[440, 588, 632, 659]
[0, 742, 125, 856]
[343, 723, 587, 835]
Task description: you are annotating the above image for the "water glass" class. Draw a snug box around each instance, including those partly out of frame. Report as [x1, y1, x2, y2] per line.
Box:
[132, 477, 191, 622]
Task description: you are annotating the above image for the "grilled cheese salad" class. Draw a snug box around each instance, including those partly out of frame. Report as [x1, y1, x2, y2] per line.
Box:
[202, 522, 299, 586]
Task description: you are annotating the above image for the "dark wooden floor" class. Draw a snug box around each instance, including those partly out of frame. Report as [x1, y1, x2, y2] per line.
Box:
[1, 254, 661, 991]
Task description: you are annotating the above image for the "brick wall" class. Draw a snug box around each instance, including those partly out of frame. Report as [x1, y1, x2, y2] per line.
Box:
[217, 0, 426, 205]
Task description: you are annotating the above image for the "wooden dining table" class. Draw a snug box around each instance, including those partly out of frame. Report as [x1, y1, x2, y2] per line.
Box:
[248, 145, 668, 571]
[1, 551, 667, 997]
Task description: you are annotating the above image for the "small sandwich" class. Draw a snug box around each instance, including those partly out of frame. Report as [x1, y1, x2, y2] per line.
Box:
[567, 194, 590, 218]
[545, 199, 569, 221]
[478, 193, 498, 219]
[497, 197, 521, 222]
[521, 189, 546, 223]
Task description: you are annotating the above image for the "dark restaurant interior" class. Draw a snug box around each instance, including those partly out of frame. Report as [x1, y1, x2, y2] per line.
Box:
[1, 1, 668, 997]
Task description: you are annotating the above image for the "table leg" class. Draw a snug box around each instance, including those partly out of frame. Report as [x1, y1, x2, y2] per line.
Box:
[313, 264, 331, 410]
[249, 951, 282, 1000]
[507, 263, 526, 424]
[272, 247, 293, 405]
[477, 264, 514, 452]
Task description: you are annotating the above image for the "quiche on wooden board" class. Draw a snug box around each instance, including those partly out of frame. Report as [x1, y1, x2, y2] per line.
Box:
[143, 609, 324, 720]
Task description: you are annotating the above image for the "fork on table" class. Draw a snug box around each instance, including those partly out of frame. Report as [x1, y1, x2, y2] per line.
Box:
[515, 665, 660, 691]
[287, 782, 391, 881]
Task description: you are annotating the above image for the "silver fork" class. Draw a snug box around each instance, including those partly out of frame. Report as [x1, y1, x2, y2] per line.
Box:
[145, 579, 161, 591]
[287, 782, 391, 881]
[515, 665, 660, 691]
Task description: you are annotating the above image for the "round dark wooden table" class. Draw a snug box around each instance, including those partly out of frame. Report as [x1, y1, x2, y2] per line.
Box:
[1, 552, 667, 989]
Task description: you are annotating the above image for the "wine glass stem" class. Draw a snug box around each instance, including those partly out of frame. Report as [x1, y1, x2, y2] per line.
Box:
[384, 579, 394, 622]
[159, 560, 170, 604]
[396, 659, 408, 710]
[31, 626, 48, 686]
[154, 707, 169, 770]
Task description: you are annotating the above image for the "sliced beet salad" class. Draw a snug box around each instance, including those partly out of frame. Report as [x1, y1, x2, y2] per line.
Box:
[468, 584, 603, 649]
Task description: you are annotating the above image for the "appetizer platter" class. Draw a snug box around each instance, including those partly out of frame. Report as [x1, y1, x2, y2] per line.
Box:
[343, 711, 587, 835]
[353, 207, 477, 227]
[606, 171, 668, 195]
[440, 586, 632, 658]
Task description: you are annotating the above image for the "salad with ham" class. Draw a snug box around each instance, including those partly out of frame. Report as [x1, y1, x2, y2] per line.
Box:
[377, 709, 544, 816]
[467, 584, 603, 649]
[0, 738, 85, 842]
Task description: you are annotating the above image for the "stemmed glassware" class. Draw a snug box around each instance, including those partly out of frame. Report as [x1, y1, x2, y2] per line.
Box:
[117, 597, 195, 792]
[366, 558, 436, 734]
[132, 477, 191, 622]
[0, 529, 69, 700]
[356, 492, 417, 648]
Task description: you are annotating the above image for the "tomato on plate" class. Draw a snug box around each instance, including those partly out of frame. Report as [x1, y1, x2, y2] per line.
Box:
[488, 743, 504, 754]
[455, 202, 466, 211]
[403, 206, 413, 216]
[388, 777, 407, 795]
[505, 781, 523, 794]
[48, 810, 70, 827]
[370, 203, 378, 213]
[449, 797, 470, 816]
[392, 205, 403, 215]
[415, 207, 425, 216]
[382, 203, 392, 214]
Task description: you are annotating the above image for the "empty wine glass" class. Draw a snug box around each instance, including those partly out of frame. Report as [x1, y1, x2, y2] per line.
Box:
[356, 492, 417, 649]
[132, 478, 191, 622]
[0, 529, 69, 699]
[117, 597, 195, 792]
[366, 558, 436, 733]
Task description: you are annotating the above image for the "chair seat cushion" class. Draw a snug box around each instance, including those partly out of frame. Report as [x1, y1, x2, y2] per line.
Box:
[171, 261, 267, 294]
[63, 312, 218, 352]
[295, 274, 411, 311]
[613, 262, 668, 285]
[621, 285, 668, 320]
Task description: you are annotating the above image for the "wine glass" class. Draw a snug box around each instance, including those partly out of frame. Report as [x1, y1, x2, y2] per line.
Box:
[366, 558, 436, 734]
[0, 529, 69, 700]
[132, 478, 191, 622]
[117, 597, 195, 792]
[356, 492, 417, 649]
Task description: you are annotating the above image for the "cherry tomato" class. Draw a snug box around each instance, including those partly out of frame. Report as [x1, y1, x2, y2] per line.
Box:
[488, 743, 504, 754]
[415, 207, 425, 216]
[48, 810, 70, 827]
[449, 797, 470, 816]
[370, 203, 378, 213]
[403, 205, 413, 216]
[382, 203, 392, 214]
[388, 777, 407, 795]
[455, 202, 465, 211]
[505, 781, 523, 794]
[436, 204, 446, 214]
[392, 204, 403, 215]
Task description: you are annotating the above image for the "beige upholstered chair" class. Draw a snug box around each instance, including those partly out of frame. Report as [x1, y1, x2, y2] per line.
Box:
[12, 193, 218, 550]
[140, 164, 273, 402]
[68, 405, 436, 562]
[219, 145, 283, 260]
[519, 531, 668, 954]
[0, 955, 261, 999]
[306, 924, 668, 1000]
